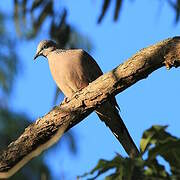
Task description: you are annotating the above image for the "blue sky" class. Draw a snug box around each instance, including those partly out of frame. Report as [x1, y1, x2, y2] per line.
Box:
[1, 0, 180, 179]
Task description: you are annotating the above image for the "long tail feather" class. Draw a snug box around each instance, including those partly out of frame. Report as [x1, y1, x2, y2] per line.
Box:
[96, 101, 139, 158]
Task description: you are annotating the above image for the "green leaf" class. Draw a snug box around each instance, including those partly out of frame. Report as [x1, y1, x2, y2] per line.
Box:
[80, 155, 146, 179]
[140, 129, 156, 153]
[145, 159, 170, 178]
[79, 155, 124, 179]
[140, 125, 169, 153]
[175, 0, 180, 22]
[148, 140, 180, 176]
[31, 0, 43, 12]
[13, 0, 21, 36]
[31, 1, 53, 38]
[22, 0, 27, 26]
[105, 172, 122, 180]
[114, 0, 122, 21]
[167, 0, 180, 23]
[98, 0, 111, 23]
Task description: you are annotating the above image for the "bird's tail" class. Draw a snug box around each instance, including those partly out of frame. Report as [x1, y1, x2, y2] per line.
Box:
[96, 101, 139, 158]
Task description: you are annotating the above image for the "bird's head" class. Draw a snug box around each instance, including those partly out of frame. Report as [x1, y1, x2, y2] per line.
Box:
[34, 40, 57, 60]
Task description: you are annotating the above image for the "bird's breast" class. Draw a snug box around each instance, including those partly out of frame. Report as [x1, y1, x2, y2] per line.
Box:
[47, 53, 89, 98]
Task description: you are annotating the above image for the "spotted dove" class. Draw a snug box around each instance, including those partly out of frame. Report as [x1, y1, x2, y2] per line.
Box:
[34, 40, 139, 157]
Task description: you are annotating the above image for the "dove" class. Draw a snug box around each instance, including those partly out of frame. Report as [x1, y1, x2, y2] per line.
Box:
[34, 40, 139, 157]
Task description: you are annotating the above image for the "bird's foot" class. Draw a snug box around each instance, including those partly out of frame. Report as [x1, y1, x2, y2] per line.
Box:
[72, 92, 79, 99]
[62, 97, 70, 104]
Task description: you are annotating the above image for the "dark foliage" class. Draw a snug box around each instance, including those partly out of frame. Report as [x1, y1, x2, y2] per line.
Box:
[80, 126, 180, 180]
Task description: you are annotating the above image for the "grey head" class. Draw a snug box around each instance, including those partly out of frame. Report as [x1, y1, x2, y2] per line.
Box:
[34, 40, 57, 60]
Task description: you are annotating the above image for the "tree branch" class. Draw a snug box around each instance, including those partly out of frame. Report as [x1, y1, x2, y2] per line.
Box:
[0, 37, 180, 178]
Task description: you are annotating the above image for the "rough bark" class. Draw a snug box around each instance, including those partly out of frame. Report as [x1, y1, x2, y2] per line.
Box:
[0, 37, 180, 178]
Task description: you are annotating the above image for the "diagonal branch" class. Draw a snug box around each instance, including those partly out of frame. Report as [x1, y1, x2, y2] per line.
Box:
[0, 37, 180, 178]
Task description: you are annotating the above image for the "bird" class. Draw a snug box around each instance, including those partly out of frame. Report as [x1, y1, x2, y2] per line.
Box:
[34, 40, 139, 158]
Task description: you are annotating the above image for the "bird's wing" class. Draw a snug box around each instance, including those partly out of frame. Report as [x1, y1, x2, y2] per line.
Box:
[81, 50, 139, 157]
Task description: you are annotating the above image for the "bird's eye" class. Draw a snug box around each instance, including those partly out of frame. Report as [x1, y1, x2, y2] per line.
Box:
[44, 45, 48, 49]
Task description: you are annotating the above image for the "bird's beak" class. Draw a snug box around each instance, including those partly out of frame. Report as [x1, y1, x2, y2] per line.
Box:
[34, 53, 39, 60]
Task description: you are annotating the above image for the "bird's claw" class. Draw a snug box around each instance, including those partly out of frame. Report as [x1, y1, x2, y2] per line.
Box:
[62, 97, 70, 104]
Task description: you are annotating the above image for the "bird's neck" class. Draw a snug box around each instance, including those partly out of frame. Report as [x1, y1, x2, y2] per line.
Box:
[47, 48, 68, 59]
[55, 49, 68, 53]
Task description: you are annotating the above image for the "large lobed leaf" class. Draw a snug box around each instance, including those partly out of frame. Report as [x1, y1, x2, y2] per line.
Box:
[81, 125, 180, 180]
